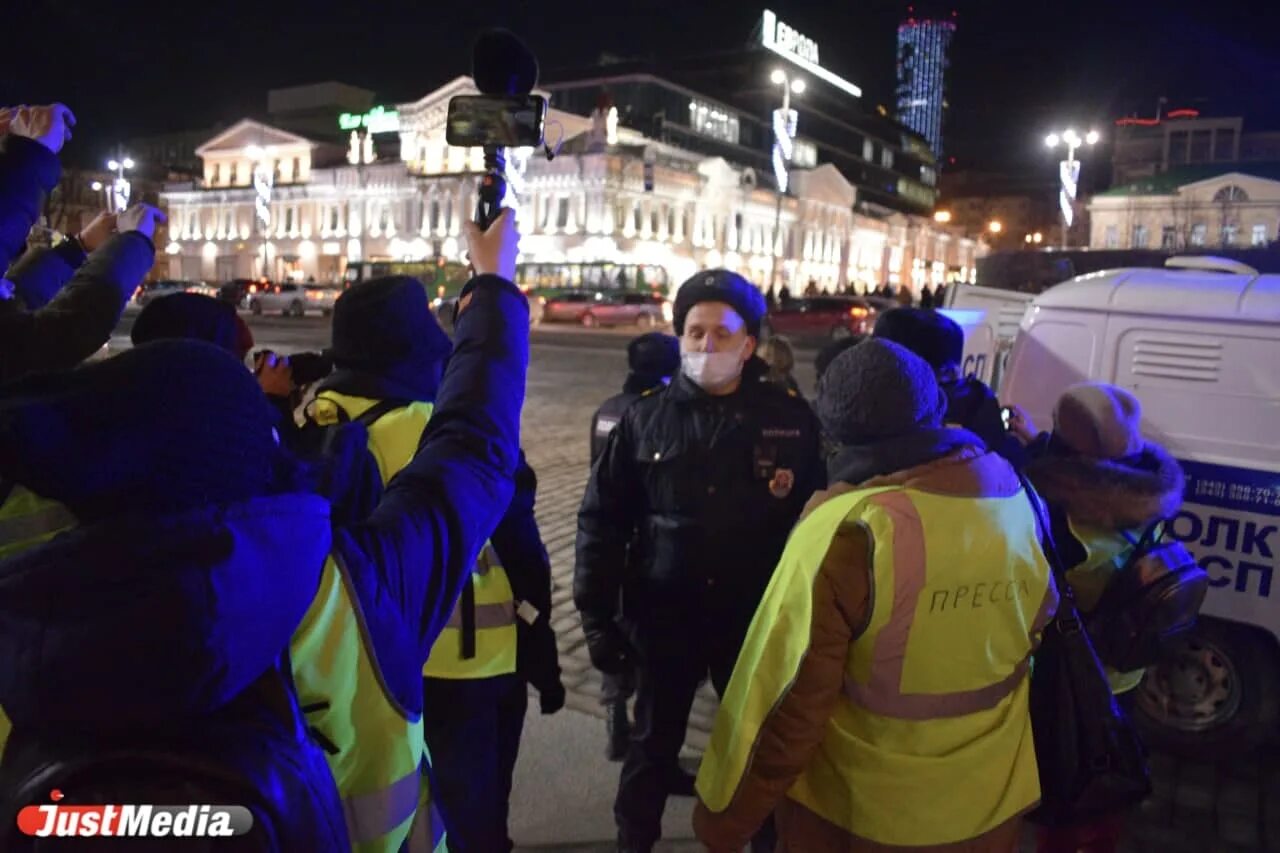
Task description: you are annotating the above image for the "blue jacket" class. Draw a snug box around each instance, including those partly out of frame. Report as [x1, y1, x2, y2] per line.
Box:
[0, 274, 528, 835]
[0, 136, 60, 269]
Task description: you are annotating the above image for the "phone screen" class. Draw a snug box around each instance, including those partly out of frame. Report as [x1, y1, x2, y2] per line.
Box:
[1001, 407, 1012, 429]
[445, 95, 547, 147]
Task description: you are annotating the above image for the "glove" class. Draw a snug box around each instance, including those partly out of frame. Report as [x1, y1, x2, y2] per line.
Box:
[583, 619, 633, 676]
[539, 683, 566, 715]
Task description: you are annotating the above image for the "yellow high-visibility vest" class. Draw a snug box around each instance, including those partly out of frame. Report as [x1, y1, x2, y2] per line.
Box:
[698, 483, 1057, 847]
[313, 391, 518, 682]
[291, 552, 445, 853]
[0, 483, 76, 560]
[422, 542, 518, 680]
[1064, 517, 1152, 694]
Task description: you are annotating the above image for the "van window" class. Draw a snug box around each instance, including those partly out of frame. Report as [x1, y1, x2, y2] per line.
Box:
[1114, 325, 1280, 462]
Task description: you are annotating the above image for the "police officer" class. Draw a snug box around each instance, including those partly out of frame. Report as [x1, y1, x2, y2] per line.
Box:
[576, 270, 825, 853]
[589, 332, 680, 763]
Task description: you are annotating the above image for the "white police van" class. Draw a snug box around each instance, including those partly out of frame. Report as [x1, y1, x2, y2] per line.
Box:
[945, 257, 1280, 759]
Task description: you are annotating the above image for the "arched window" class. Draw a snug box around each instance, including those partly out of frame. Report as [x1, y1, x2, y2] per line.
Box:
[1213, 185, 1249, 203]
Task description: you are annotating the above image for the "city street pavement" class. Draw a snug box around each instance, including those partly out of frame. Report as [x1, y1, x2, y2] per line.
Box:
[108, 309, 1280, 852]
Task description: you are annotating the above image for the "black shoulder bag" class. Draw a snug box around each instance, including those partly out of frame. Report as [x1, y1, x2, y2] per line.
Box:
[1021, 478, 1152, 826]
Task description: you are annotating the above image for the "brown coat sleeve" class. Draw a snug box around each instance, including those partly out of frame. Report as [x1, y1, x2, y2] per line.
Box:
[694, 522, 872, 850]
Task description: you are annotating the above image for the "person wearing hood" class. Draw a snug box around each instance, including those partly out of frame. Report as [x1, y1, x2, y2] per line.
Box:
[576, 269, 824, 852]
[0, 211, 529, 852]
[591, 331, 681, 464]
[693, 338, 1057, 853]
[873, 307, 1024, 468]
[131, 290, 255, 361]
[589, 331, 681, 764]
[1013, 384, 1182, 853]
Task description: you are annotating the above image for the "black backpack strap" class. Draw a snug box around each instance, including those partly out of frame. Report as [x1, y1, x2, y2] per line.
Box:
[355, 398, 414, 429]
[460, 578, 477, 660]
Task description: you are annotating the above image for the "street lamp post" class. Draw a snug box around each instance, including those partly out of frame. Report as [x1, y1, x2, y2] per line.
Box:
[768, 69, 804, 293]
[104, 147, 135, 212]
[1045, 128, 1099, 249]
[246, 144, 272, 280]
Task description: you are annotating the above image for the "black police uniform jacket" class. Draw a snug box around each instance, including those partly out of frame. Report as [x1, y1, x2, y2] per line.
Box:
[575, 361, 825, 652]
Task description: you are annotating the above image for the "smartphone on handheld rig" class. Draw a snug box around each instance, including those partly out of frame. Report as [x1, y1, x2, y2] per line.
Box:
[448, 30, 546, 228]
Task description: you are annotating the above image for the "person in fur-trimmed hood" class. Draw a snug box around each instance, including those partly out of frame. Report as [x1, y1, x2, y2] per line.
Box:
[1017, 381, 1185, 691]
[1015, 382, 1184, 853]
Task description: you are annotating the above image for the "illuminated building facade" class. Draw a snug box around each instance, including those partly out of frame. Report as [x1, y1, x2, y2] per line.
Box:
[896, 9, 955, 159]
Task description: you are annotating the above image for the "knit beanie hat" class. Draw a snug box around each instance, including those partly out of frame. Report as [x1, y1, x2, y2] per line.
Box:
[872, 307, 964, 372]
[0, 340, 281, 522]
[330, 276, 453, 394]
[131, 293, 244, 359]
[815, 338, 947, 445]
[627, 332, 680, 381]
[673, 269, 767, 337]
[1053, 382, 1144, 459]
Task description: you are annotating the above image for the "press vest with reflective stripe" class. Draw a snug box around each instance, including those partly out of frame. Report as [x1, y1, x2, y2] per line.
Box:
[699, 484, 1056, 847]
[290, 552, 445, 853]
[315, 391, 517, 682]
[422, 542, 518, 679]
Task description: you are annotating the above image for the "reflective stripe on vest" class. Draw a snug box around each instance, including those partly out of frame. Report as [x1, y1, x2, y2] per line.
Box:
[290, 553, 429, 853]
[698, 480, 1056, 848]
[423, 544, 518, 680]
[0, 486, 76, 560]
[842, 490, 1057, 719]
[405, 789, 448, 853]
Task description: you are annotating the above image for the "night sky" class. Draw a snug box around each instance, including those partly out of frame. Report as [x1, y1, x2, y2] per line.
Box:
[4, 0, 1277, 179]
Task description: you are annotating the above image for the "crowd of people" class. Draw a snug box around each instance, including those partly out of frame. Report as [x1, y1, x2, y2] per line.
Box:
[0, 103, 1187, 853]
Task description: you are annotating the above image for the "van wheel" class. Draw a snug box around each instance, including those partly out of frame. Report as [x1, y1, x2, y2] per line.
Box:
[1133, 618, 1280, 760]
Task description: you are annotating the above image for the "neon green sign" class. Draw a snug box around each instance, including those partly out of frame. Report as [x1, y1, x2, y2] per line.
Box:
[339, 105, 400, 134]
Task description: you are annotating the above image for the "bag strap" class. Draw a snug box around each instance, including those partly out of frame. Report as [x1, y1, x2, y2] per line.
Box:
[1018, 475, 1083, 632]
[460, 578, 477, 660]
[354, 398, 414, 429]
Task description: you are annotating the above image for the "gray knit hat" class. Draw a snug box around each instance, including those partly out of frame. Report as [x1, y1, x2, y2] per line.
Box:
[815, 338, 947, 445]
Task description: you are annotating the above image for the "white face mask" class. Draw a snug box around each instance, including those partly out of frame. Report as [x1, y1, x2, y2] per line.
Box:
[681, 341, 747, 390]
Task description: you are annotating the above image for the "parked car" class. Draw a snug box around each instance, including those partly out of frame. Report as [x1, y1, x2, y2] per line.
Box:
[246, 282, 339, 317]
[541, 291, 597, 324]
[578, 292, 672, 328]
[762, 295, 874, 340]
[133, 280, 191, 307]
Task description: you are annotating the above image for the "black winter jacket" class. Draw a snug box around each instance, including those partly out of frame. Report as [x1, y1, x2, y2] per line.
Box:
[943, 375, 1026, 470]
[576, 367, 825, 650]
[493, 452, 564, 711]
